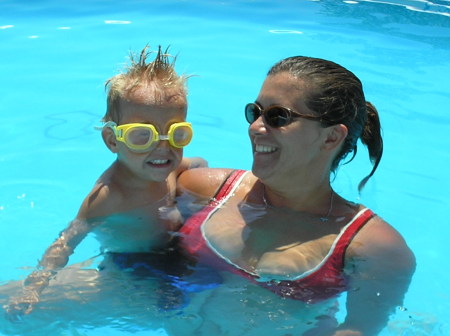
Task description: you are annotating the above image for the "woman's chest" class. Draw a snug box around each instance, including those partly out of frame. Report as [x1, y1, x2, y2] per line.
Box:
[202, 205, 343, 278]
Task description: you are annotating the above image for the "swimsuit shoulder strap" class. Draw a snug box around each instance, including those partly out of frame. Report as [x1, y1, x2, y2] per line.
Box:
[180, 169, 248, 252]
[211, 169, 248, 205]
[334, 208, 375, 265]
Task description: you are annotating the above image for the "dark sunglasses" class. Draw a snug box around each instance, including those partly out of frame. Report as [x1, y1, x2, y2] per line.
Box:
[245, 102, 321, 128]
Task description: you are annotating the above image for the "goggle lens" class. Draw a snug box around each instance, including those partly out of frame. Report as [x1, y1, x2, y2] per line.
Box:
[170, 124, 193, 147]
[125, 127, 155, 148]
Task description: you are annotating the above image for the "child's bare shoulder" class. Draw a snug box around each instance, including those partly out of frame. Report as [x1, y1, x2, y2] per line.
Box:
[76, 177, 124, 220]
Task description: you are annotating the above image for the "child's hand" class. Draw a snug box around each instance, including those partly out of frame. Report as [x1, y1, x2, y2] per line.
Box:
[4, 291, 39, 321]
[177, 157, 208, 177]
[188, 157, 208, 169]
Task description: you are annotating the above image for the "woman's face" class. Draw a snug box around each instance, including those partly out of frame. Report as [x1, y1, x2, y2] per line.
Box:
[248, 72, 328, 183]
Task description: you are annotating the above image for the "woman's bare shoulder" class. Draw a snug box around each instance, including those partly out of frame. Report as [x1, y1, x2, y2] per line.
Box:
[177, 167, 236, 199]
[357, 214, 408, 248]
[349, 212, 416, 274]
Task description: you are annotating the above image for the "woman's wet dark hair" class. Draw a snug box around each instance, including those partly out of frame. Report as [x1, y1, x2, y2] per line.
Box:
[268, 56, 383, 191]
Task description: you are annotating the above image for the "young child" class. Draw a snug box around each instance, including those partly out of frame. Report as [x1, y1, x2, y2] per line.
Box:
[5, 45, 206, 318]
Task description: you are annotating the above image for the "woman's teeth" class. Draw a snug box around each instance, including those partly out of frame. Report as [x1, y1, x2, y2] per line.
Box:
[255, 145, 277, 153]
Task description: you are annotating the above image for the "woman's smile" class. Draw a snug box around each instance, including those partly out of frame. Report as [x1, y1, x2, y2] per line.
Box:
[254, 144, 278, 153]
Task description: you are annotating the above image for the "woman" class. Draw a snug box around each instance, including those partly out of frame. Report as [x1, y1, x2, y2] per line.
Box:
[177, 56, 415, 335]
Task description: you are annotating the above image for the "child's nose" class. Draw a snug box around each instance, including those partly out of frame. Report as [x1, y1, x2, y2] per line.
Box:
[155, 137, 171, 150]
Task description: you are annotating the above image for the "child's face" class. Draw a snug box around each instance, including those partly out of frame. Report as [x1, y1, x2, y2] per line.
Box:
[113, 93, 188, 183]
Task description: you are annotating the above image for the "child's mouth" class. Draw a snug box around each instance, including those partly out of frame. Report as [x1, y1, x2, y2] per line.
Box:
[147, 159, 170, 167]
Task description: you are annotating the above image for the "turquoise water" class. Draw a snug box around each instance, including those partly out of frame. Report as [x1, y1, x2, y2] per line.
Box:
[0, 0, 449, 334]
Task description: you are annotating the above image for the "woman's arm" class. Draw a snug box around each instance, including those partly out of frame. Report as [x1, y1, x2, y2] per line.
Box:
[333, 217, 416, 336]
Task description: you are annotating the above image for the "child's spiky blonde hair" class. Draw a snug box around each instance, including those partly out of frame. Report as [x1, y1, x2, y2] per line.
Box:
[103, 45, 188, 123]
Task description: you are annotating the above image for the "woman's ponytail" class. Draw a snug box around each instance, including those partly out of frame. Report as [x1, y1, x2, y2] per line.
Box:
[358, 101, 383, 192]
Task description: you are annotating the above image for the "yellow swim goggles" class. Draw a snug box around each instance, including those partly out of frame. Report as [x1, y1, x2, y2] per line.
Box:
[104, 121, 193, 152]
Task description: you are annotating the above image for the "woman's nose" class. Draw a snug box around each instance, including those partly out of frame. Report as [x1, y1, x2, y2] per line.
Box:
[248, 116, 268, 136]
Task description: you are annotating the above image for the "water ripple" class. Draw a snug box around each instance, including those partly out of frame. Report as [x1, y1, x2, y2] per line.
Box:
[361, 0, 450, 17]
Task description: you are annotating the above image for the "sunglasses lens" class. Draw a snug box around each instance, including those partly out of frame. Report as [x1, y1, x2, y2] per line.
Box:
[245, 104, 291, 128]
[245, 103, 260, 124]
[265, 107, 291, 127]
[125, 127, 154, 149]
[171, 124, 193, 147]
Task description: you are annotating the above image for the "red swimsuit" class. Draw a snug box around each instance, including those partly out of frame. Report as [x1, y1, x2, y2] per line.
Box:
[180, 170, 374, 303]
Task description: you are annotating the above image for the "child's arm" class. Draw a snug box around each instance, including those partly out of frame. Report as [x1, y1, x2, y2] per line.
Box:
[4, 219, 92, 319]
[5, 182, 112, 319]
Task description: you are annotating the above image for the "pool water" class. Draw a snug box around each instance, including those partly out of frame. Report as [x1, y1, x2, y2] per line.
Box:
[0, 0, 449, 335]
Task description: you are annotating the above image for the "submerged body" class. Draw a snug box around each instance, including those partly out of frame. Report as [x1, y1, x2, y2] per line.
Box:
[180, 169, 375, 303]
[178, 168, 414, 335]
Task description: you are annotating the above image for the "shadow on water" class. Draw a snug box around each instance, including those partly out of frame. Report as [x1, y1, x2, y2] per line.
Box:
[44, 111, 101, 141]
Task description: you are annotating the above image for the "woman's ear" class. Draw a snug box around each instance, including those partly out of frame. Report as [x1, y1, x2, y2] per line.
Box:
[323, 124, 348, 151]
[102, 127, 119, 153]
